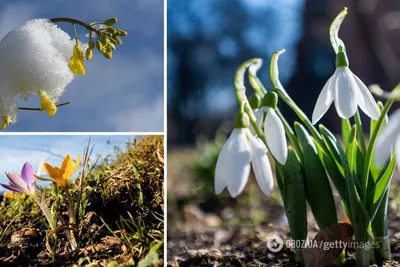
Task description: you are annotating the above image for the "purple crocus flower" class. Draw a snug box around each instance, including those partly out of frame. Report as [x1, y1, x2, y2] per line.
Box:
[0, 162, 36, 195]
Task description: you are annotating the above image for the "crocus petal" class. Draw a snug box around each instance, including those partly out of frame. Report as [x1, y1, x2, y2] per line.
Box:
[21, 162, 35, 188]
[312, 76, 334, 124]
[264, 108, 287, 164]
[5, 173, 28, 192]
[248, 135, 274, 195]
[70, 156, 80, 175]
[43, 163, 61, 179]
[249, 109, 264, 135]
[375, 109, 400, 167]
[351, 72, 380, 120]
[33, 174, 54, 182]
[215, 135, 232, 194]
[0, 183, 19, 192]
[334, 68, 358, 119]
[226, 128, 251, 198]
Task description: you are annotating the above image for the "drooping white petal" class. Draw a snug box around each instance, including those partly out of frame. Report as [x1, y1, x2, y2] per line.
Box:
[396, 137, 400, 170]
[248, 135, 274, 196]
[264, 108, 287, 164]
[375, 109, 400, 167]
[226, 128, 252, 197]
[214, 134, 231, 194]
[249, 108, 264, 135]
[333, 68, 358, 119]
[351, 72, 380, 120]
[312, 76, 334, 124]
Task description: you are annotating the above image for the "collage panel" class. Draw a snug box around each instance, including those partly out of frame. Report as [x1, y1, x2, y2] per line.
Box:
[167, 1, 400, 267]
[0, 134, 164, 266]
[0, 0, 163, 132]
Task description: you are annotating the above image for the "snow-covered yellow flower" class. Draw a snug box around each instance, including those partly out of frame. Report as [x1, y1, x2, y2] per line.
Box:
[35, 155, 80, 187]
[37, 90, 57, 117]
[69, 44, 85, 75]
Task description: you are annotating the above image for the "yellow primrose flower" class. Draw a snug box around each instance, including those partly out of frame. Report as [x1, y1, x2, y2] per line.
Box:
[4, 191, 25, 200]
[69, 44, 85, 75]
[0, 115, 11, 130]
[37, 90, 57, 117]
[35, 155, 80, 187]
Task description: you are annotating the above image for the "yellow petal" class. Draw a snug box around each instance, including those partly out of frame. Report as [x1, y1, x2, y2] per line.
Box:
[0, 116, 10, 130]
[37, 90, 57, 117]
[69, 44, 85, 75]
[60, 155, 72, 171]
[43, 163, 61, 179]
[72, 156, 81, 175]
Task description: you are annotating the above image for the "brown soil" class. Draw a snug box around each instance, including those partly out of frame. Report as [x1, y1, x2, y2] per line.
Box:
[167, 146, 400, 267]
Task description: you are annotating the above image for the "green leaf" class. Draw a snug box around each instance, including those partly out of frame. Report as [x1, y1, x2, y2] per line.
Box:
[283, 147, 307, 242]
[138, 242, 163, 267]
[370, 101, 386, 181]
[345, 125, 357, 173]
[294, 122, 337, 229]
[318, 124, 344, 176]
[366, 154, 396, 219]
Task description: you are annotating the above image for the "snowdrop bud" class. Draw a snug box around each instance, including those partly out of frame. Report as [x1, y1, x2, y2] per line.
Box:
[96, 40, 103, 51]
[85, 48, 93, 60]
[104, 18, 118, 26]
[116, 29, 128, 36]
[114, 36, 123, 45]
[234, 111, 250, 128]
[335, 50, 349, 68]
[249, 93, 262, 109]
[106, 27, 117, 35]
[262, 91, 278, 109]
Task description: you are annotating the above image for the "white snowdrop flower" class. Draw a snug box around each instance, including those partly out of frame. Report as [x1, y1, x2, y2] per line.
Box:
[262, 91, 288, 165]
[249, 108, 264, 135]
[375, 109, 400, 168]
[215, 112, 275, 197]
[0, 19, 75, 104]
[263, 107, 287, 165]
[312, 50, 380, 124]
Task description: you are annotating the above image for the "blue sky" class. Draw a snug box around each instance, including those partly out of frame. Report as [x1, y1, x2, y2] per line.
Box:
[0, 0, 164, 132]
[0, 135, 139, 191]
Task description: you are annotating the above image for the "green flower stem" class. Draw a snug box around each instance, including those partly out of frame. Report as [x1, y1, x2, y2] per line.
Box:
[354, 110, 366, 155]
[18, 102, 70, 111]
[64, 188, 78, 250]
[274, 89, 324, 147]
[72, 24, 79, 43]
[49, 18, 102, 35]
[361, 98, 394, 202]
[34, 195, 56, 230]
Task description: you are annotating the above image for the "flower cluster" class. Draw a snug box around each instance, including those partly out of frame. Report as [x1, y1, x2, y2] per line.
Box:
[214, 7, 400, 267]
[0, 17, 127, 129]
[1, 155, 81, 250]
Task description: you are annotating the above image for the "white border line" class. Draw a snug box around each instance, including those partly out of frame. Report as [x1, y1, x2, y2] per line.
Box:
[0, 132, 162, 136]
[163, 0, 168, 265]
